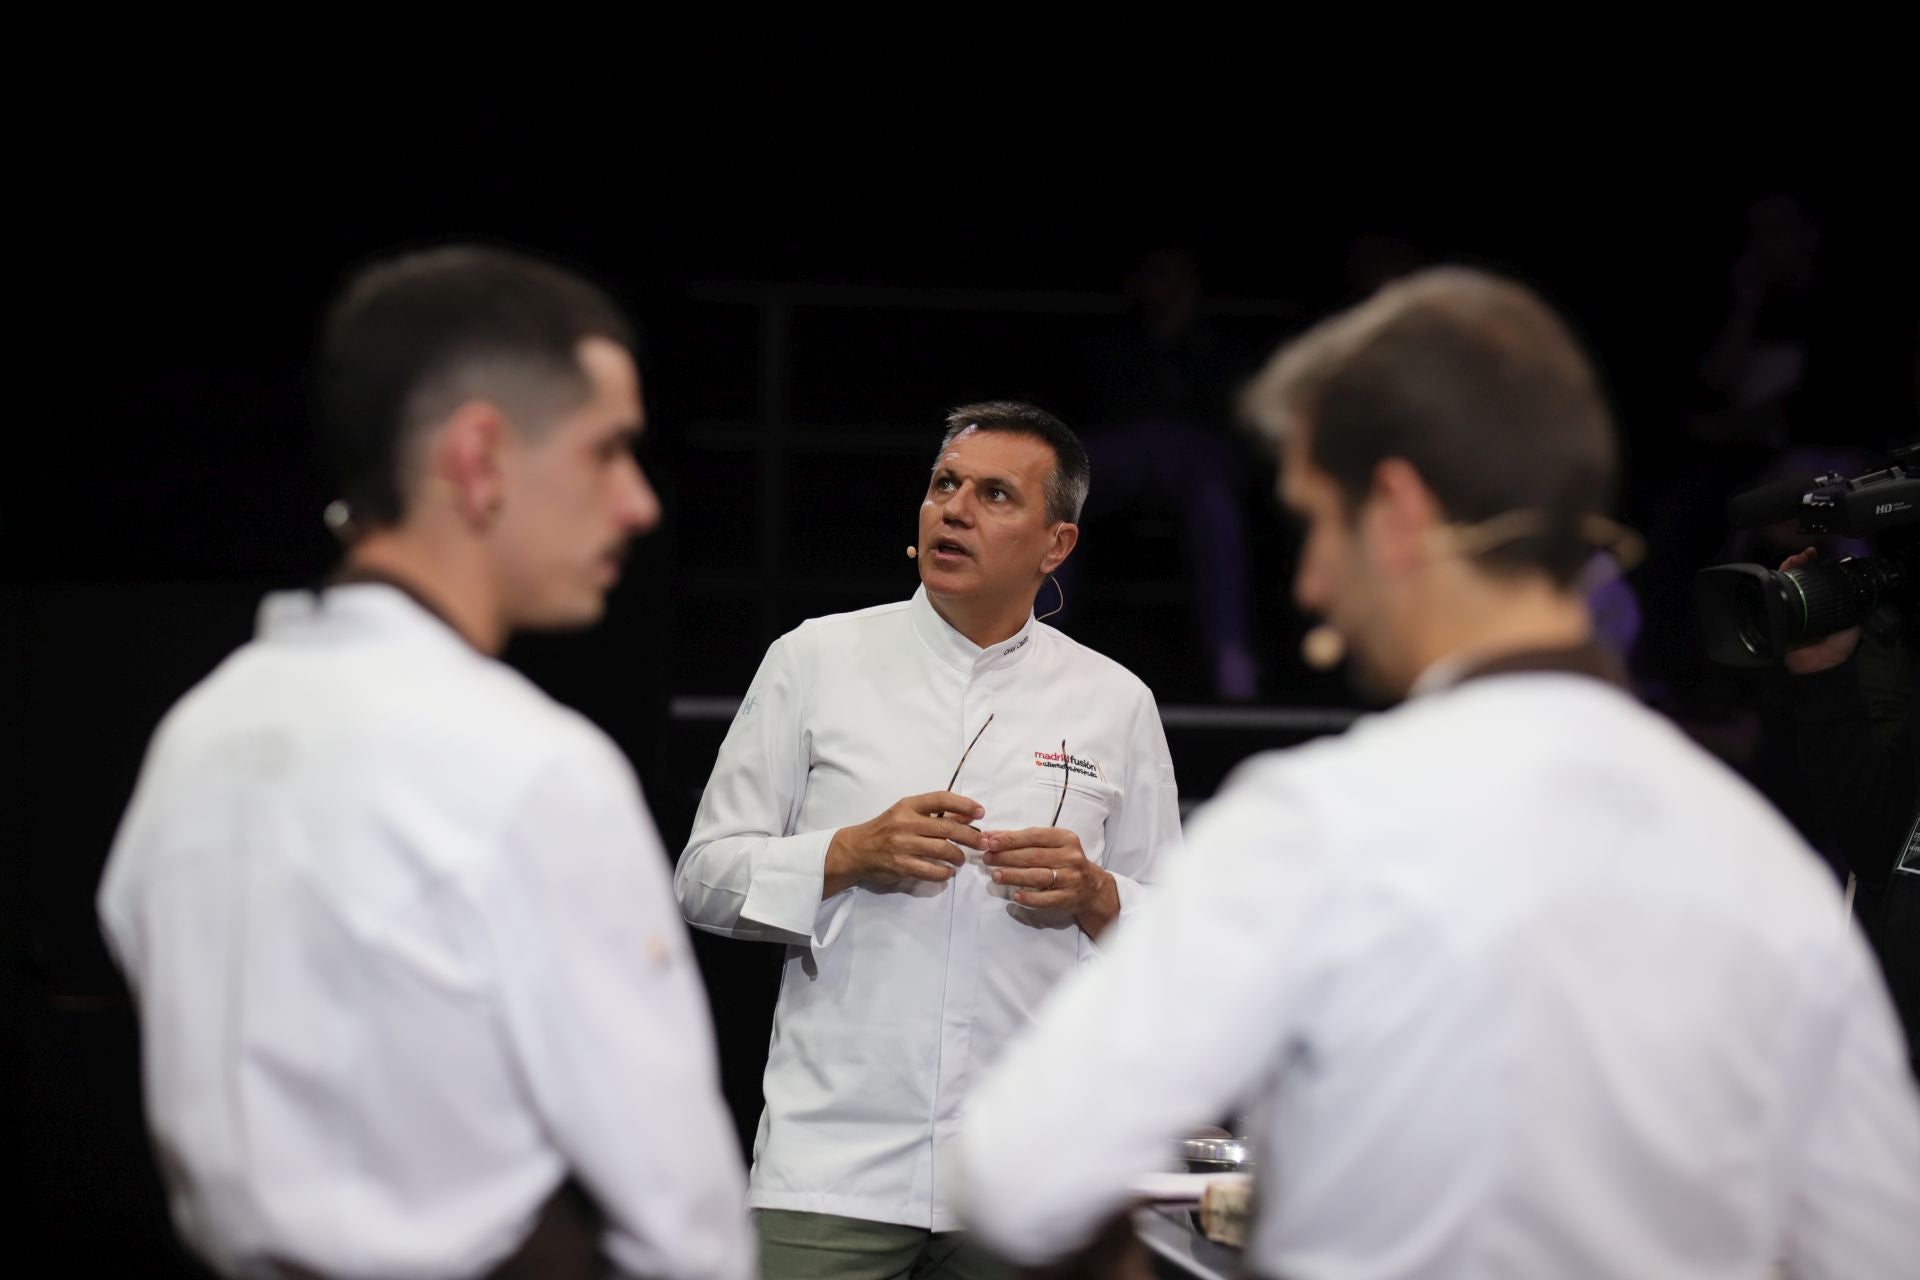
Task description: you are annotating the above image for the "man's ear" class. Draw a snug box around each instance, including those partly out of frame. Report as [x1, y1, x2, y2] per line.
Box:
[1366, 457, 1444, 574]
[428, 401, 512, 528]
[1040, 522, 1080, 576]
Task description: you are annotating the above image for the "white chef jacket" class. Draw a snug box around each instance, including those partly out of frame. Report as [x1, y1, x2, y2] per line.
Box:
[675, 587, 1182, 1231]
[97, 584, 752, 1280]
[961, 668, 1920, 1278]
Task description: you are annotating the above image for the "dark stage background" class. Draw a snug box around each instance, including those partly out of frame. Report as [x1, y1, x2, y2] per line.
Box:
[4, 32, 1916, 1273]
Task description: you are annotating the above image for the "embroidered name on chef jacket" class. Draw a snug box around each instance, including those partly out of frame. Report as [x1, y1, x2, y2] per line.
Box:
[1033, 749, 1102, 781]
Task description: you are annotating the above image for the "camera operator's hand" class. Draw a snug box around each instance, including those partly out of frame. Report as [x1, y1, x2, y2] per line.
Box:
[1779, 548, 1863, 675]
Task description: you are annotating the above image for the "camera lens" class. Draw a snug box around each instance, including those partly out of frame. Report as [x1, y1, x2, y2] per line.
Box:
[1782, 558, 1893, 642]
[1732, 576, 1779, 660]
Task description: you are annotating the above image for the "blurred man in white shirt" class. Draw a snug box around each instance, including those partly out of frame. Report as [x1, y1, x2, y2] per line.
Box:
[99, 246, 752, 1280]
[961, 268, 1920, 1279]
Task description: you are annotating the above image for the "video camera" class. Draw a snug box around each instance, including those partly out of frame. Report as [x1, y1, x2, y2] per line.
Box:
[1694, 442, 1920, 668]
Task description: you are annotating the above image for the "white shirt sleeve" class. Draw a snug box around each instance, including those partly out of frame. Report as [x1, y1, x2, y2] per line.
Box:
[484, 735, 754, 1280]
[675, 635, 848, 950]
[97, 771, 152, 989]
[96, 705, 191, 991]
[1085, 690, 1183, 953]
[1781, 930, 1920, 1279]
[959, 768, 1328, 1263]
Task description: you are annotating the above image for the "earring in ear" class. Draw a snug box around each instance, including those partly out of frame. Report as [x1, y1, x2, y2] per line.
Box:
[322, 499, 357, 544]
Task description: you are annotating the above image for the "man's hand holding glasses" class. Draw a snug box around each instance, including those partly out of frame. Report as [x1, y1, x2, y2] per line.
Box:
[823, 792, 987, 900]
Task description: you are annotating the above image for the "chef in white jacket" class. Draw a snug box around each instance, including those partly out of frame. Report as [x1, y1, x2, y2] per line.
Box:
[959, 269, 1920, 1279]
[676, 400, 1182, 1279]
[98, 247, 752, 1280]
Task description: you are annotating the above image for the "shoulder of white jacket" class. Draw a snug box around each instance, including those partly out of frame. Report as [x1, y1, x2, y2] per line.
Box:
[792, 596, 916, 634]
[451, 668, 642, 794]
[1283, 675, 1749, 809]
[142, 637, 280, 748]
[1415, 676, 1713, 777]
[769, 598, 918, 661]
[185, 627, 620, 777]
[1035, 622, 1157, 701]
[1206, 693, 1457, 806]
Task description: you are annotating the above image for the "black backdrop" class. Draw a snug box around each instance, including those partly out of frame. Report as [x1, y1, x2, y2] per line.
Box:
[5, 28, 1916, 1272]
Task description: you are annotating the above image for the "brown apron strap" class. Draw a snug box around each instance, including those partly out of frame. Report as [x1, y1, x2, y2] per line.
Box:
[267, 1178, 607, 1280]
[1452, 641, 1629, 691]
[487, 1178, 604, 1280]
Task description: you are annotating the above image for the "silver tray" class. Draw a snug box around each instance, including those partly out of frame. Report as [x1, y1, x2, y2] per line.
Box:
[1178, 1136, 1253, 1172]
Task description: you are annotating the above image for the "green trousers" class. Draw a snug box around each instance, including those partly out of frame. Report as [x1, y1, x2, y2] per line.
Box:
[754, 1208, 1013, 1280]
